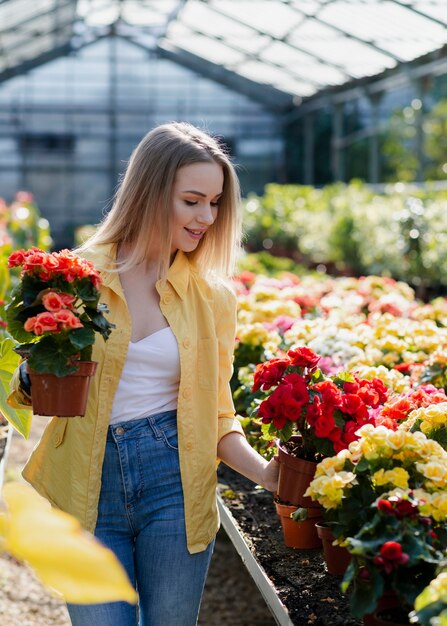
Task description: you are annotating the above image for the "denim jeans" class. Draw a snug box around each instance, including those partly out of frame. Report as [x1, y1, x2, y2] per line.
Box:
[67, 410, 215, 626]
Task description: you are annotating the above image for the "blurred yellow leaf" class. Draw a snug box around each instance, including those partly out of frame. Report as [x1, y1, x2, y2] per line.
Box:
[1, 482, 137, 604]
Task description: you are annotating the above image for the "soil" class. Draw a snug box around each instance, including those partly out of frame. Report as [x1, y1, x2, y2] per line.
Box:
[217, 464, 363, 626]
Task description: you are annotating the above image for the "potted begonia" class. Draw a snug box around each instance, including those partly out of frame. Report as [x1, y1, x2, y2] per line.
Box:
[5, 247, 114, 416]
[250, 346, 389, 506]
[305, 425, 447, 623]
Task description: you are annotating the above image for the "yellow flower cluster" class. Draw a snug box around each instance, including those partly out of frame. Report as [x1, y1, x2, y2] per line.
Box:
[306, 426, 447, 511]
[372, 467, 409, 490]
[305, 450, 357, 509]
[353, 364, 411, 394]
[236, 322, 281, 349]
[414, 571, 447, 626]
[304, 470, 357, 510]
[237, 287, 301, 324]
[415, 490, 447, 522]
[401, 402, 447, 435]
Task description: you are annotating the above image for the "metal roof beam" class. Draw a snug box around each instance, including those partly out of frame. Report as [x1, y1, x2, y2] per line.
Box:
[198, 0, 351, 79]
[155, 0, 189, 43]
[0, 0, 75, 34]
[0, 42, 73, 82]
[284, 44, 447, 121]
[154, 40, 294, 112]
[387, 0, 447, 28]
[161, 19, 324, 90]
[0, 18, 75, 59]
[285, 1, 404, 63]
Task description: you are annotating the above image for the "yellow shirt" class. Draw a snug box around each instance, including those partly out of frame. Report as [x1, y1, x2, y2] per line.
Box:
[8, 244, 244, 554]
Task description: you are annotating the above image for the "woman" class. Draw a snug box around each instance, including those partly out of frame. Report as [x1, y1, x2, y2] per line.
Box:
[10, 122, 279, 625]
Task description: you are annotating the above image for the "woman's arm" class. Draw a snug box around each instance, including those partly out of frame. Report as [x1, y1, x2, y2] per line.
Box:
[217, 431, 279, 493]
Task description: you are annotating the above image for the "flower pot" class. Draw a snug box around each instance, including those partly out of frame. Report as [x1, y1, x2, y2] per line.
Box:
[28, 361, 97, 417]
[277, 437, 319, 507]
[275, 500, 322, 549]
[372, 607, 410, 626]
[315, 522, 351, 576]
[362, 592, 400, 626]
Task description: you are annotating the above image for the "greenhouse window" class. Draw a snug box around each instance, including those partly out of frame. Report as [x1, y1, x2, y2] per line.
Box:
[18, 132, 75, 154]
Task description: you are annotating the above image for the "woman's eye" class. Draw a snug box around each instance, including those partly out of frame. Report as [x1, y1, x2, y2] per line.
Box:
[211, 202, 220, 208]
[184, 200, 197, 206]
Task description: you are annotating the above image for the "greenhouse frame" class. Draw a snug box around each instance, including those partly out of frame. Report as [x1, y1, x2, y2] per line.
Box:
[0, 0, 446, 243]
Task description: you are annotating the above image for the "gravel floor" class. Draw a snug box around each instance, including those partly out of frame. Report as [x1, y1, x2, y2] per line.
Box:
[1, 419, 276, 626]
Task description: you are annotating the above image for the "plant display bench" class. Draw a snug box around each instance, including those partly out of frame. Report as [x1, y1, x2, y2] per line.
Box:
[217, 465, 362, 626]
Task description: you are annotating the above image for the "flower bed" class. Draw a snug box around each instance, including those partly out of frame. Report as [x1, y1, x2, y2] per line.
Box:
[231, 267, 447, 624]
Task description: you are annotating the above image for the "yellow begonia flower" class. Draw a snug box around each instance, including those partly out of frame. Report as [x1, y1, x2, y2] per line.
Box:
[416, 461, 447, 489]
[415, 572, 447, 611]
[373, 467, 409, 489]
[1, 483, 137, 605]
[423, 493, 447, 522]
[314, 452, 349, 477]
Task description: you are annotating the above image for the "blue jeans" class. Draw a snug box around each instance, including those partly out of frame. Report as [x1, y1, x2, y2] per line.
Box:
[67, 410, 215, 626]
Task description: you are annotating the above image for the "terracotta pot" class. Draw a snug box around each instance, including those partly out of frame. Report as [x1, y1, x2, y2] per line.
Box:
[275, 500, 322, 549]
[363, 592, 400, 626]
[277, 436, 319, 507]
[28, 361, 97, 417]
[315, 522, 351, 576]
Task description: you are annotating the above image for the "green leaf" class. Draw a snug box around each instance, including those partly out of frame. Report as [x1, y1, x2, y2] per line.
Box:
[68, 326, 95, 350]
[333, 371, 355, 383]
[349, 568, 384, 618]
[27, 336, 80, 377]
[0, 338, 32, 438]
[75, 278, 99, 303]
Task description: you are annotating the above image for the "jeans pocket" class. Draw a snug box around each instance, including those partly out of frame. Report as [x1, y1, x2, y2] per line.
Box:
[158, 418, 179, 451]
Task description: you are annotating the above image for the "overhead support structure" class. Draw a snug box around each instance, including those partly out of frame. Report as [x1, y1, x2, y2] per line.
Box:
[154, 42, 294, 114]
[368, 92, 382, 184]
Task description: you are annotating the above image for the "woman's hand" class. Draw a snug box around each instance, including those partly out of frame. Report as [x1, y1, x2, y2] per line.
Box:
[260, 456, 280, 493]
[217, 432, 280, 493]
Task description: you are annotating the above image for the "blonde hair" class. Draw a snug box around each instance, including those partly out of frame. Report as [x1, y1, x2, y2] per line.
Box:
[81, 122, 242, 278]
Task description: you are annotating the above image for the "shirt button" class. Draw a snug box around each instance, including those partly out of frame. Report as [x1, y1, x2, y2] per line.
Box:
[182, 338, 191, 349]
[162, 294, 173, 305]
[185, 442, 193, 451]
[182, 388, 192, 399]
[115, 427, 125, 435]
[54, 434, 62, 445]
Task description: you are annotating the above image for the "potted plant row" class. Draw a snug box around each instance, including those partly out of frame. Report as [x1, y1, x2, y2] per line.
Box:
[5, 247, 114, 417]
[249, 346, 389, 550]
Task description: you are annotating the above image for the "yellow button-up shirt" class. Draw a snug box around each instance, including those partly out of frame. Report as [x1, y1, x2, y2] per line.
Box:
[9, 244, 244, 554]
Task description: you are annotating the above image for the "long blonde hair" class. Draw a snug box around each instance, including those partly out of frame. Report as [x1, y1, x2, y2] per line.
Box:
[81, 122, 242, 278]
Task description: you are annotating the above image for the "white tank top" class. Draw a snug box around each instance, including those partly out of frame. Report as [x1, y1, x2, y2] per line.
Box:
[110, 326, 180, 425]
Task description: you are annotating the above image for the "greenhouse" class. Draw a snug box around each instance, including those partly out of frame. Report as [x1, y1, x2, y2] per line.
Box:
[1, 2, 447, 625]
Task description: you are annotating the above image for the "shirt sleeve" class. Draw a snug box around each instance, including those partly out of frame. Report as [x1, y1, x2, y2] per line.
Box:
[7, 363, 33, 409]
[213, 281, 246, 444]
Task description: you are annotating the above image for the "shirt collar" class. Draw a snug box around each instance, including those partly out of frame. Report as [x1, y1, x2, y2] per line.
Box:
[162, 251, 190, 301]
[86, 244, 190, 301]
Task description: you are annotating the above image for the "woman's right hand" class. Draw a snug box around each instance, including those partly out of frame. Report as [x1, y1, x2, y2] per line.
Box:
[19, 361, 32, 397]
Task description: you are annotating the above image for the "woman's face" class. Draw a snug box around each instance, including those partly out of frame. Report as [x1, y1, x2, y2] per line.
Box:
[170, 161, 224, 254]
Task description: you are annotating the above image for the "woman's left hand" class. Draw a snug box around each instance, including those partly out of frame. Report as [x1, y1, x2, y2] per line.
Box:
[260, 456, 280, 493]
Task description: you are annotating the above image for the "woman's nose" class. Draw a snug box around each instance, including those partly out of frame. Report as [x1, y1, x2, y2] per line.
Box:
[197, 205, 215, 225]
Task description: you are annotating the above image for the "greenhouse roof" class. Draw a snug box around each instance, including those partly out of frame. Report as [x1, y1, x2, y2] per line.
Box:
[1, 0, 447, 109]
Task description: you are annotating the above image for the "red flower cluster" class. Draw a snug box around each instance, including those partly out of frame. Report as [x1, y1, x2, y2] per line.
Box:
[373, 541, 409, 574]
[377, 496, 419, 520]
[16, 285, 85, 336]
[252, 347, 389, 455]
[8, 247, 101, 289]
[24, 309, 83, 335]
